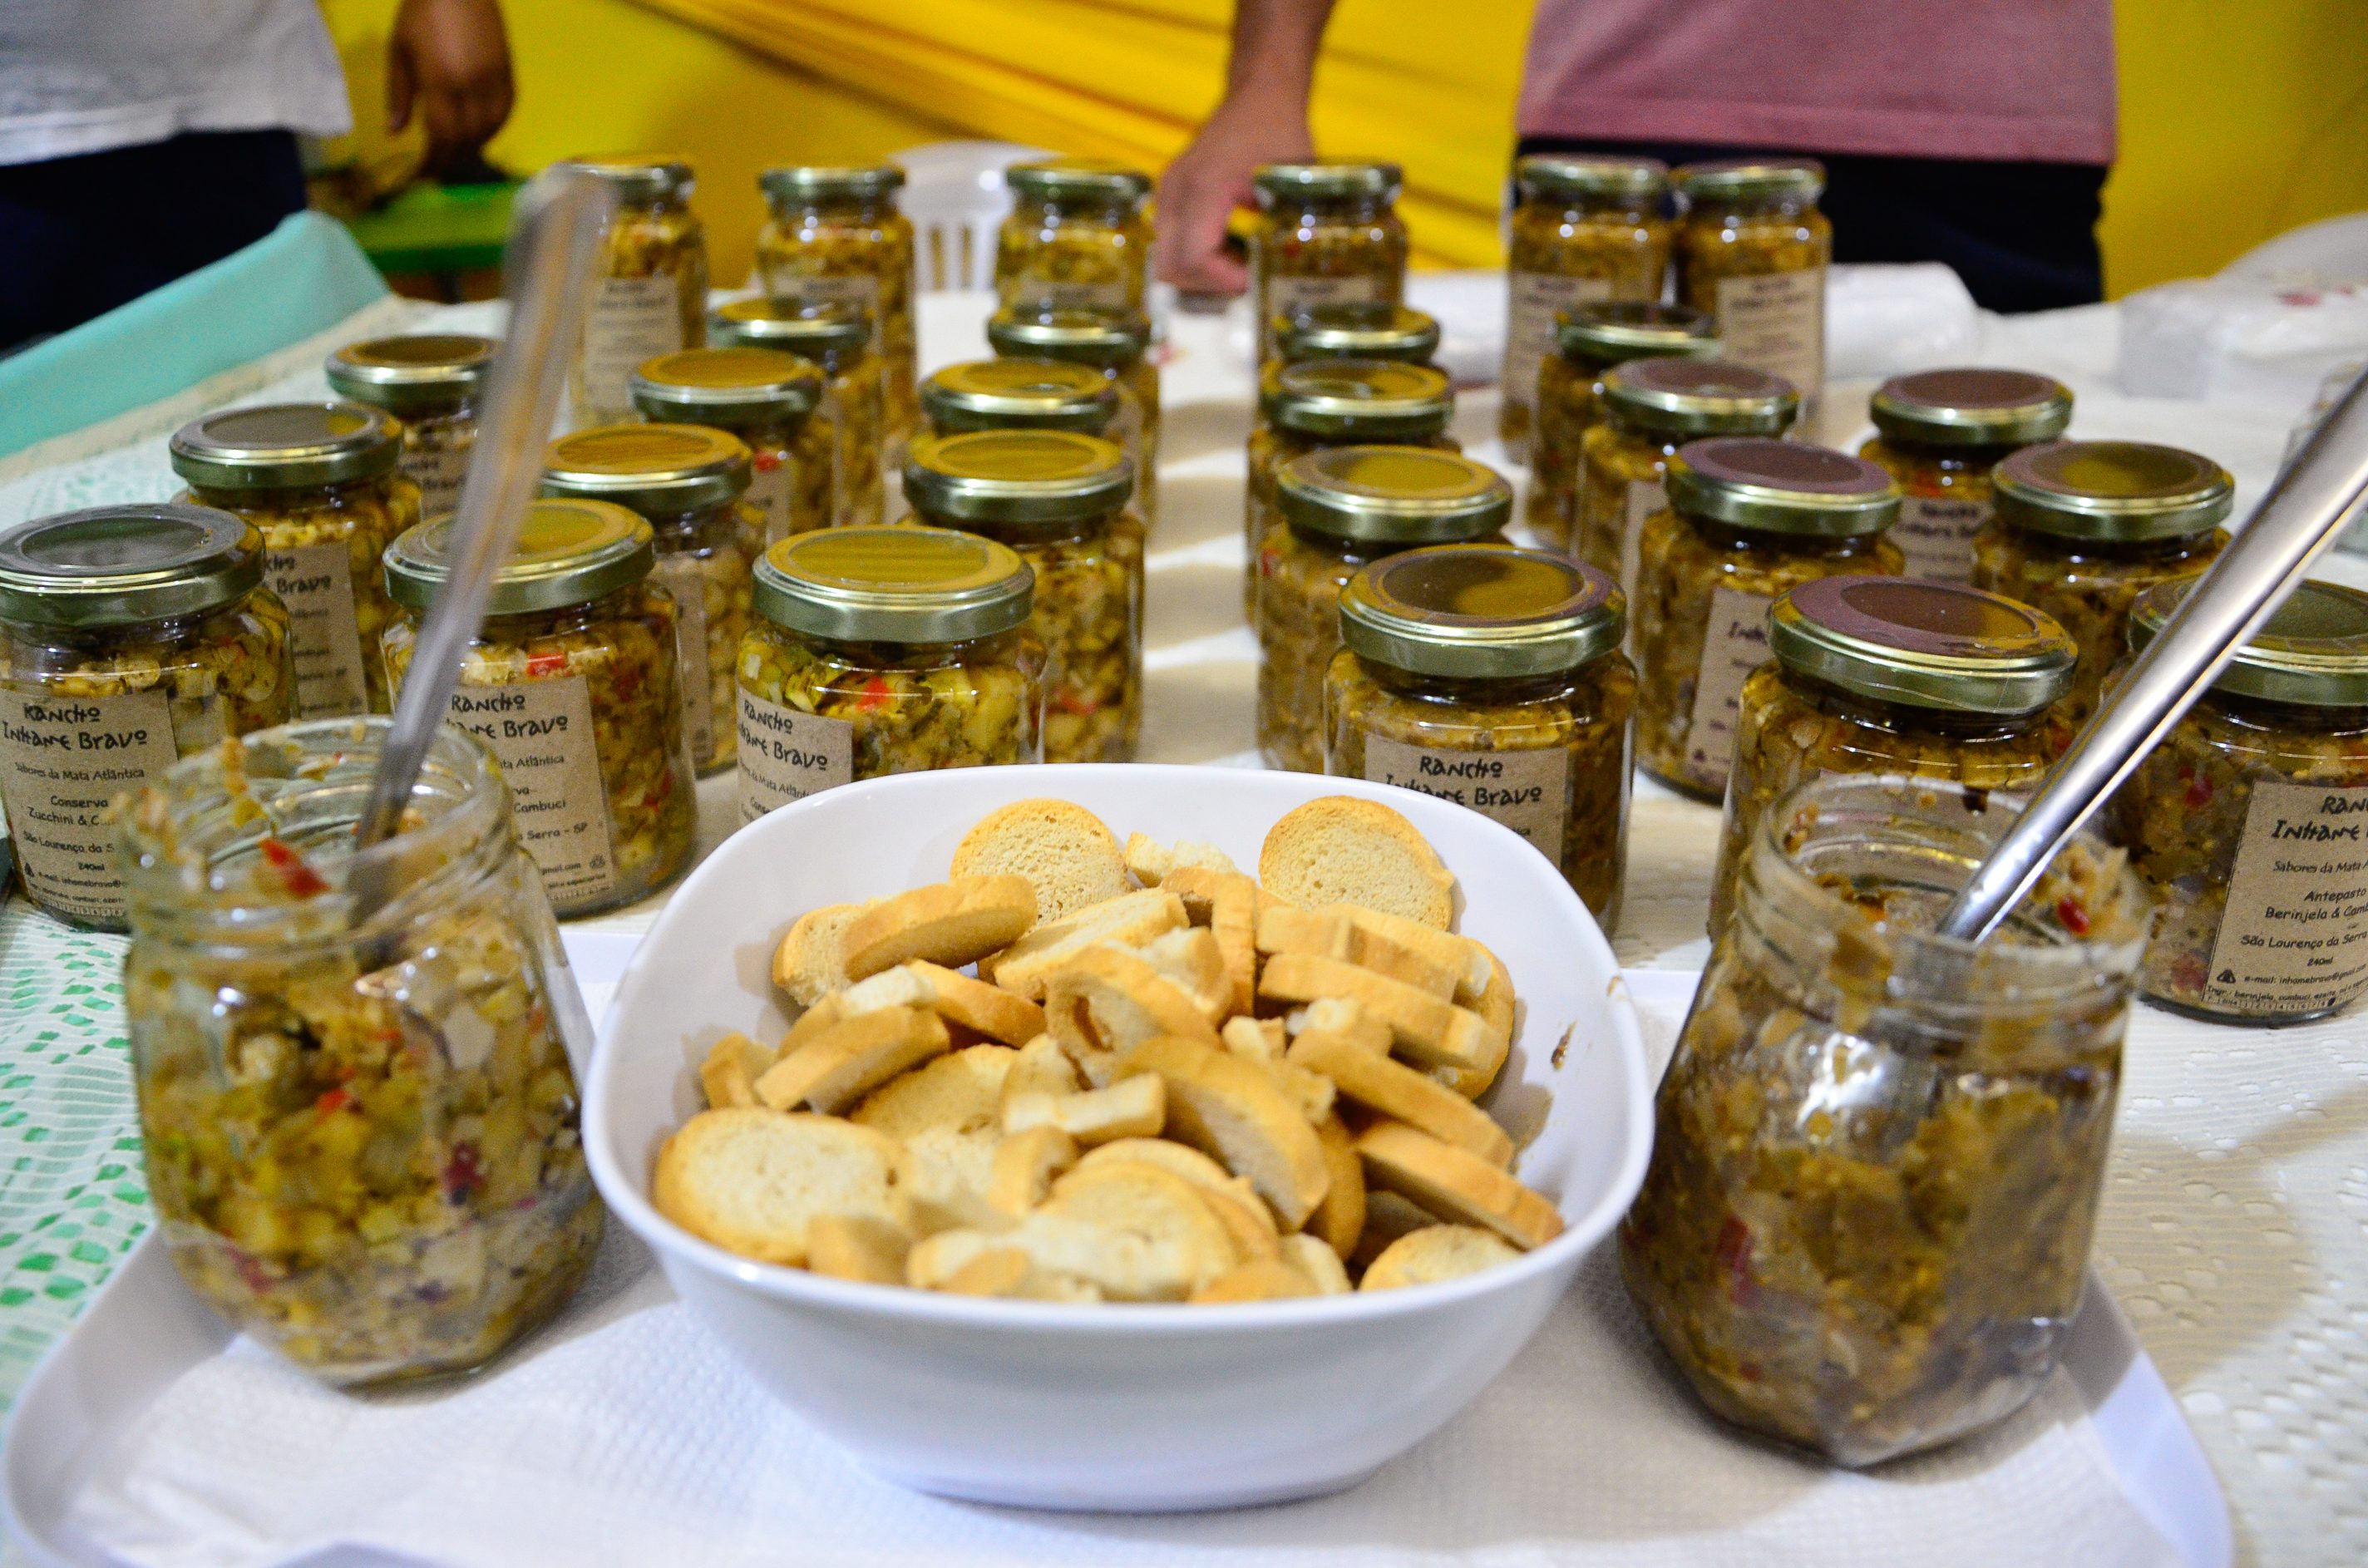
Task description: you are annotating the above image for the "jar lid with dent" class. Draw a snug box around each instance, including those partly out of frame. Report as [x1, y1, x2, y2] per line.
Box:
[1556, 302, 1719, 367]
[986, 308, 1151, 368]
[629, 348, 823, 424]
[541, 424, 752, 514]
[1597, 357, 1796, 438]
[1668, 437, 1900, 537]
[708, 298, 872, 358]
[1992, 440, 2234, 543]
[759, 164, 905, 204]
[0, 504, 264, 628]
[1275, 302, 1439, 364]
[170, 403, 403, 491]
[385, 499, 654, 618]
[1341, 546, 1624, 679]
[1277, 446, 1512, 546]
[1266, 358, 1453, 440]
[1514, 155, 1668, 204]
[922, 361, 1117, 435]
[1005, 159, 1152, 205]
[325, 335, 496, 413]
[1253, 161, 1403, 205]
[904, 430, 1133, 525]
[1674, 158, 1825, 205]
[560, 154, 693, 204]
[1772, 575, 2076, 714]
[2133, 577, 2368, 708]
[754, 525, 1034, 644]
[1869, 367, 2074, 449]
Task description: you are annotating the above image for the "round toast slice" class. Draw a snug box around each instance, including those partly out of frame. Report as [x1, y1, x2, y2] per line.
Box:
[951, 799, 1129, 922]
[1359, 1224, 1522, 1290]
[1259, 796, 1455, 929]
[653, 1109, 903, 1267]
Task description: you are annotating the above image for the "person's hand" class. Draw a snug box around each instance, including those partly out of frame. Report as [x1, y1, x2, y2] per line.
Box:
[387, 0, 516, 177]
[1156, 91, 1315, 295]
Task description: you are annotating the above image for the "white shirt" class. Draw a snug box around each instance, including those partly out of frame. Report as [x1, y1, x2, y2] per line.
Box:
[0, 0, 352, 165]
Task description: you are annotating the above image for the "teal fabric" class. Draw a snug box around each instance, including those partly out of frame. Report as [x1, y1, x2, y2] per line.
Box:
[0, 212, 389, 458]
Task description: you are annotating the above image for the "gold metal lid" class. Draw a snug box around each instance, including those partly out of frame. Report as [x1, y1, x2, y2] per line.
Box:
[1005, 158, 1152, 205]
[1869, 367, 2074, 449]
[169, 402, 403, 491]
[754, 525, 1034, 643]
[324, 334, 496, 412]
[629, 347, 823, 424]
[540, 423, 752, 514]
[1556, 302, 1718, 367]
[1275, 302, 1440, 365]
[1341, 546, 1623, 679]
[561, 153, 693, 203]
[1276, 446, 1512, 546]
[1667, 437, 1900, 537]
[904, 429, 1133, 527]
[759, 163, 905, 203]
[1673, 158, 1825, 205]
[1266, 357, 1453, 440]
[385, 498, 654, 617]
[1513, 154, 1667, 204]
[0, 504, 264, 628]
[1253, 161, 1403, 204]
[1771, 575, 2075, 714]
[923, 359, 1117, 434]
[2133, 577, 2368, 708]
[986, 307, 1151, 368]
[1598, 357, 1796, 438]
[708, 298, 872, 360]
[1993, 440, 2235, 543]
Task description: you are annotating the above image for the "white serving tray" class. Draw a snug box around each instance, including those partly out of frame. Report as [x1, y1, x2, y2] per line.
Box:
[2, 949, 2231, 1568]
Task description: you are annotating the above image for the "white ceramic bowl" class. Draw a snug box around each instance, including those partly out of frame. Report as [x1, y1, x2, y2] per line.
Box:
[585, 764, 1652, 1511]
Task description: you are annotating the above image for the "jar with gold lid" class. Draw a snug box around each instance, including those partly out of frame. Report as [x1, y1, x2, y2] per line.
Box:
[1501, 155, 1672, 455]
[1326, 545, 1635, 925]
[988, 307, 1161, 524]
[709, 298, 886, 526]
[921, 358, 1118, 440]
[1275, 301, 1440, 367]
[1258, 445, 1510, 772]
[1861, 367, 2074, 582]
[1252, 162, 1408, 367]
[630, 347, 828, 547]
[1530, 304, 1721, 548]
[1570, 354, 1793, 582]
[755, 164, 918, 449]
[1674, 160, 1829, 412]
[561, 155, 707, 424]
[995, 159, 1154, 314]
[325, 333, 495, 520]
[170, 402, 419, 720]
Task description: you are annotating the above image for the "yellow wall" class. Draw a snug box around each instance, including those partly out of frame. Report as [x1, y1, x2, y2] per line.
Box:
[321, 0, 2368, 297]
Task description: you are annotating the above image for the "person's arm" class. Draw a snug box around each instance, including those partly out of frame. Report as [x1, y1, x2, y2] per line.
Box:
[1156, 0, 1338, 293]
[387, 0, 516, 177]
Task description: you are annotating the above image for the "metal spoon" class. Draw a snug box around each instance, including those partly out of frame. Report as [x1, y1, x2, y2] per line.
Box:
[1936, 366, 2368, 943]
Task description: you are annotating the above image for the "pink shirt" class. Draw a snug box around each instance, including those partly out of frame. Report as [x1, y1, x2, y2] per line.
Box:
[1517, 0, 2115, 165]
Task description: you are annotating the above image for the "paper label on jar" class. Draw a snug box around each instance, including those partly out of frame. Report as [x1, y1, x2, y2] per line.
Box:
[443, 679, 617, 905]
[1714, 267, 1825, 406]
[737, 689, 853, 822]
[0, 688, 180, 924]
[772, 272, 880, 309]
[1617, 476, 1667, 601]
[264, 541, 369, 718]
[1361, 735, 1569, 860]
[1683, 584, 1776, 786]
[1504, 271, 1613, 410]
[649, 556, 713, 767]
[2200, 782, 2368, 1017]
[1018, 279, 1132, 312]
[580, 275, 685, 417]
[403, 441, 471, 521]
[1893, 493, 1989, 582]
[749, 450, 796, 543]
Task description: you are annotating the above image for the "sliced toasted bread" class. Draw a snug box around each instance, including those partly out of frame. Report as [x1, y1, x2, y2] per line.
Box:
[998, 1033, 1080, 1122]
[1255, 904, 1358, 963]
[1001, 1074, 1167, 1146]
[1260, 797, 1455, 929]
[895, 1142, 1013, 1236]
[1284, 997, 1394, 1057]
[1043, 944, 1223, 1083]
[952, 799, 1129, 921]
[1191, 1260, 1314, 1304]
[1258, 952, 1491, 1072]
[806, 1212, 914, 1285]
[1123, 833, 1238, 889]
[1164, 868, 1259, 1017]
[1111, 1035, 1330, 1230]
[987, 1126, 1079, 1215]
[904, 960, 1045, 1044]
[653, 1109, 902, 1267]
[1039, 1161, 1239, 1285]
[836, 964, 939, 1017]
[1281, 1232, 1353, 1294]
[982, 888, 1187, 1001]
[1354, 1120, 1563, 1250]
[842, 876, 1039, 982]
[1290, 1030, 1514, 1167]
[1351, 1190, 1438, 1274]
[994, 1211, 1208, 1302]
[757, 1006, 953, 1115]
[849, 1044, 1014, 1193]
[1128, 926, 1232, 1023]
[772, 901, 875, 1007]
[699, 1032, 775, 1109]
[1359, 1224, 1522, 1290]
[1308, 1112, 1367, 1258]
[1437, 944, 1516, 1099]
[1339, 906, 1491, 1001]
[1075, 1143, 1286, 1260]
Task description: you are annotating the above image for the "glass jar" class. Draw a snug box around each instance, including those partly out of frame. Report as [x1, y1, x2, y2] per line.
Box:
[1532, 312, 1724, 550]
[122, 719, 603, 1387]
[737, 526, 1046, 821]
[1501, 155, 1672, 455]
[324, 333, 495, 520]
[709, 298, 886, 527]
[562, 155, 708, 425]
[2113, 578, 2368, 1023]
[1674, 160, 1830, 414]
[170, 402, 421, 720]
[989, 307, 1161, 525]
[921, 357, 1117, 441]
[629, 346, 829, 548]
[1708, 576, 2077, 938]
[382, 499, 697, 915]
[1974, 439, 2233, 727]
[1258, 446, 1510, 772]
[755, 164, 919, 451]
[1634, 437, 1902, 801]
[0, 505, 293, 928]
[994, 159, 1154, 314]
[1621, 772, 2148, 1467]
[905, 429, 1141, 764]
[1326, 546, 1635, 926]
[1861, 368, 2074, 583]
[539, 423, 758, 778]
[1569, 353, 1793, 582]
[1274, 301, 1440, 367]
[1251, 162, 1408, 367]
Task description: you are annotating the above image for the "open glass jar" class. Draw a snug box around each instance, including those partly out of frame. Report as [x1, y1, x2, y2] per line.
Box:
[540, 423, 758, 777]
[1326, 546, 1635, 925]
[1531, 312, 1723, 549]
[2114, 579, 2368, 1023]
[1709, 576, 2077, 937]
[1251, 162, 1408, 366]
[324, 333, 496, 520]
[988, 307, 1161, 525]
[1570, 355, 1794, 584]
[905, 428, 1141, 763]
[1258, 445, 1511, 772]
[755, 164, 918, 449]
[122, 719, 603, 1387]
[383, 499, 696, 915]
[0, 504, 293, 927]
[629, 346, 828, 547]
[1975, 439, 2233, 725]
[994, 159, 1154, 314]
[1674, 160, 1829, 412]
[1621, 772, 2148, 1467]
[1861, 367, 2074, 583]
[1274, 301, 1440, 367]
[1633, 437, 1902, 801]
[170, 402, 420, 720]
[562, 155, 707, 425]
[737, 526, 1046, 821]
[1500, 155, 1671, 454]
[709, 298, 886, 526]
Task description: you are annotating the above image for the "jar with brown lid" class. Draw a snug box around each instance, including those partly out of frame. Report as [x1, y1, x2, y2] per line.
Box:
[325, 333, 495, 520]
[1501, 155, 1672, 455]
[630, 346, 828, 547]
[709, 298, 886, 527]
[1251, 162, 1408, 367]
[755, 164, 918, 451]
[989, 307, 1161, 525]
[994, 159, 1154, 314]
[1674, 160, 1829, 414]
[1569, 355, 1793, 583]
[1860, 367, 2074, 582]
[562, 155, 707, 424]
